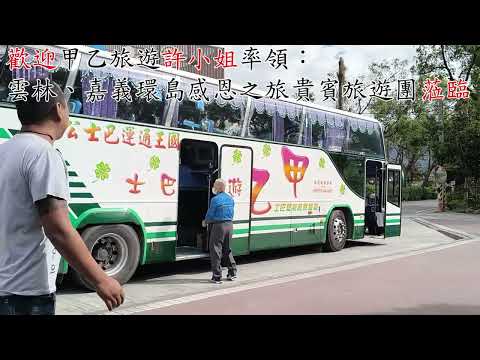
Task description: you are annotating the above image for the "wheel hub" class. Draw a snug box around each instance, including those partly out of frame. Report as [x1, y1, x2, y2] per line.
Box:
[333, 218, 346, 244]
[92, 233, 128, 275]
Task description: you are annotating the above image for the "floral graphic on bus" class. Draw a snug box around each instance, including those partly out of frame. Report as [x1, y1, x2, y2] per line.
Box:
[232, 149, 242, 165]
[318, 157, 326, 169]
[161, 173, 176, 196]
[281, 146, 309, 198]
[149, 155, 160, 171]
[251, 168, 272, 215]
[126, 173, 145, 194]
[262, 144, 271, 158]
[94, 161, 111, 181]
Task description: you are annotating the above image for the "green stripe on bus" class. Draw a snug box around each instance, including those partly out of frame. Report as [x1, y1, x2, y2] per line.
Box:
[251, 215, 323, 222]
[144, 221, 177, 227]
[8, 129, 19, 135]
[0, 128, 10, 139]
[252, 222, 320, 232]
[69, 203, 101, 217]
[68, 171, 78, 177]
[146, 231, 176, 239]
[69, 182, 86, 188]
[233, 228, 250, 235]
[354, 220, 364, 224]
[70, 193, 94, 199]
[386, 219, 401, 224]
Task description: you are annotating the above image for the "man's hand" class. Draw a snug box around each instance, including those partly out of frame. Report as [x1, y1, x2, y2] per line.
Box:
[202, 220, 207, 228]
[95, 277, 125, 311]
[37, 196, 126, 312]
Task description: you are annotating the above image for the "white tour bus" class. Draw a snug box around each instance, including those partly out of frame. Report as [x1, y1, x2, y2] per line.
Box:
[0, 45, 402, 287]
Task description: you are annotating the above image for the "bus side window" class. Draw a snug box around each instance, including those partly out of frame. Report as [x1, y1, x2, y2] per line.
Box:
[69, 69, 118, 119]
[347, 119, 385, 158]
[311, 112, 326, 149]
[117, 81, 166, 125]
[325, 113, 346, 152]
[248, 110, 273, 141]
[205, 101, 243, 137]
[174, 98, 203, 131]
[283, 114, 301, 144]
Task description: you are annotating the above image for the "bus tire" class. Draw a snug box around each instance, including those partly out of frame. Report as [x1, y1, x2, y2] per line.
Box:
[323, 210, 348, 252]
[73, 224, 140, 290]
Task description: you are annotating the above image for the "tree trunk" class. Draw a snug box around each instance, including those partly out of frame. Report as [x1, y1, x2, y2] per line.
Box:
[422, 150, 435, 188]
[406, 156, 417, 183]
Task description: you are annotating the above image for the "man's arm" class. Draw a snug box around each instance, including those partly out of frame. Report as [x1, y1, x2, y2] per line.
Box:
[204, 197, 217, 224]
[36, 196, 124, 311]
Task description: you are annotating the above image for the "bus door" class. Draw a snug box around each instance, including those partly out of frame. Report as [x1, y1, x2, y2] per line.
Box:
[365, 159, 386, 236]
[219, 145, 253, 255]
[385, 164, 402, 238]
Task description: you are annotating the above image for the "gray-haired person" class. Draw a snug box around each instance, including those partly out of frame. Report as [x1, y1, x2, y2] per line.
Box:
[202, 179, 237, 284]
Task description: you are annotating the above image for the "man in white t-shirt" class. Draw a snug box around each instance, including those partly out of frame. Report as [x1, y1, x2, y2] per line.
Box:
[0, 80, 125, 315]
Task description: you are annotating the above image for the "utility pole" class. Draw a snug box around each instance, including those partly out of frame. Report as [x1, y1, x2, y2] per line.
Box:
[337, 57, 346, 110]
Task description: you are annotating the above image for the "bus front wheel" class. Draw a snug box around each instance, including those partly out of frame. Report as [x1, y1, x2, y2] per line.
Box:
[323, 210, 348, 252]
[73, 224, 141, 290]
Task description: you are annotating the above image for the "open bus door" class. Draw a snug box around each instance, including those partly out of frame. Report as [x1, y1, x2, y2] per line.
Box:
[385, 164, 402, 238]
[219, 145, 253, 255]
[365, 159, 386, 236]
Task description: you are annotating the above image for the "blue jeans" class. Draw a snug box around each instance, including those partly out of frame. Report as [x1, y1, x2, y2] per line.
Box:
[0, 293, 56, 315]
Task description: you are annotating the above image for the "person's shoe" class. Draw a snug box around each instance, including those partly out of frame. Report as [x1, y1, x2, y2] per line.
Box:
[210, 276, 222, 284]
[227, 273, 237, 281]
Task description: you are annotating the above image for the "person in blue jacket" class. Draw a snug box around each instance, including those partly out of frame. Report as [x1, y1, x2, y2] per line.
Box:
[202, 179, 237, 284]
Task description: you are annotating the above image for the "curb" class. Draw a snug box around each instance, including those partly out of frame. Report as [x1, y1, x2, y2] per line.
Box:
[412, 217, 474, 240]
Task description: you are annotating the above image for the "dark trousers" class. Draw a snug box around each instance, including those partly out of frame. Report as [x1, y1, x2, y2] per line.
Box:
[0, 293, 56, 315]
[209, 222, 237, 279]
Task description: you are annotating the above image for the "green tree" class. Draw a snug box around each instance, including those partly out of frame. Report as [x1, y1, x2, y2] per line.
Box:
[415, 45, 480, 186]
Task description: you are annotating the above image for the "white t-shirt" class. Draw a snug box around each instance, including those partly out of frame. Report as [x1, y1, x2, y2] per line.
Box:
[0, 133, 69, 296]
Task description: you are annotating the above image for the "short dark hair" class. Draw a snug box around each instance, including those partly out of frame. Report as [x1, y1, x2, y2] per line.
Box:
[16, 79, 66, 125]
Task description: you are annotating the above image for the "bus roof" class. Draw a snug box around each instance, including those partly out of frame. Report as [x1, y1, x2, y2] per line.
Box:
[54, 44, 381, 125]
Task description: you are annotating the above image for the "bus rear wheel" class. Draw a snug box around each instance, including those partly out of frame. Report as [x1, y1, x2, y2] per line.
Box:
[323, 210, 348, 252]
[73, 224, 140, 290]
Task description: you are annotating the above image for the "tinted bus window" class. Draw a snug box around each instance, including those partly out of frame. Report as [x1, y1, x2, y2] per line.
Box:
[248, 110, 273, 141]
[70, 69, 167, 125]
[388, 170, 401, 207]
[283, 115, 301, 144]
[311, 117, 325, 148]
[325, 114, 346, 152]
[175, 98, 205, 131]
[330, 153, 365, 198]
[347, 120, 384, 158]
[205, 102, 243, 137]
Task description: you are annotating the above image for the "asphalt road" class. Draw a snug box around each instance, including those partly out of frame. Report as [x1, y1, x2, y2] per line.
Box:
[56, 200, 479, 315]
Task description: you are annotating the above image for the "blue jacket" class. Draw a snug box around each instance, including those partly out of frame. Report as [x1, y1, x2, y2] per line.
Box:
[205, 191, 234, 223]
